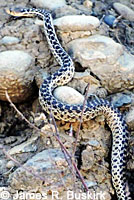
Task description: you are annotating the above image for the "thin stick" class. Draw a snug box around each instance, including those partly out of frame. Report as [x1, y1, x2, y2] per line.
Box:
[5, 91, 43, 133]
[50, 111, 75, 175]
[50, 112, 88, 192]
[73, 83, 90, 154]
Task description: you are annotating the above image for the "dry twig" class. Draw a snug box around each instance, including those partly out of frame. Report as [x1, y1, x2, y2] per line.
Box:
[73, 83, 90, 154]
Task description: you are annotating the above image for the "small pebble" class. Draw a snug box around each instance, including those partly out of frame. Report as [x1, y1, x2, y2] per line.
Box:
[95, 87, 108, 98]
[0, 36, 20, 45]
[87, 140, 99, 147]
[103, 15, 116, 28]
[111, 93, 131, 107]
[83, 0, 93, 9]
[85, 180, 97, 188]
[6, 161, 15, 169]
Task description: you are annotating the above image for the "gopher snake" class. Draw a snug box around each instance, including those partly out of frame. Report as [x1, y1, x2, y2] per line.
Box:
[6, 7, 131, 200]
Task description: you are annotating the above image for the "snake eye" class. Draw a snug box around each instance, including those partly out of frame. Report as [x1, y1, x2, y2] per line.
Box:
[20, 8, 24, 12]
[9, 8, 13, 12]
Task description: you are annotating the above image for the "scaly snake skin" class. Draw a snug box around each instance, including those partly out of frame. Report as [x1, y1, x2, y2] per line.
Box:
[6, 7, 131, 200]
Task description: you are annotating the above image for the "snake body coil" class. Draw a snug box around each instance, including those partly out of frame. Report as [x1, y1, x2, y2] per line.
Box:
[6, 7, 131, 200]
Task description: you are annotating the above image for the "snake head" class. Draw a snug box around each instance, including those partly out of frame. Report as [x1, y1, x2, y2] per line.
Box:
[5, 7, 34, 17]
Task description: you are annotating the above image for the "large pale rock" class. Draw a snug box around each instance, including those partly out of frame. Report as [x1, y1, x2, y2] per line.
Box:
[9, 149, 71, 191]
[113, 3, 134, 21]
[31, 0, 66, 10]
[54, 15, 100, 31]
[67, 35, 134, 93]
[68, 35, 123, 67]
[0, 50, 35, 103]
[35, 16, 98, 44]
[54, 86, 84, 105]
[36, 15, 99, 43]
[110, 93, 131, 107]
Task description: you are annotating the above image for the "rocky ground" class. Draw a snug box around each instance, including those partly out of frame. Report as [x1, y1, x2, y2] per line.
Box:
[0, 0, 134, 199]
